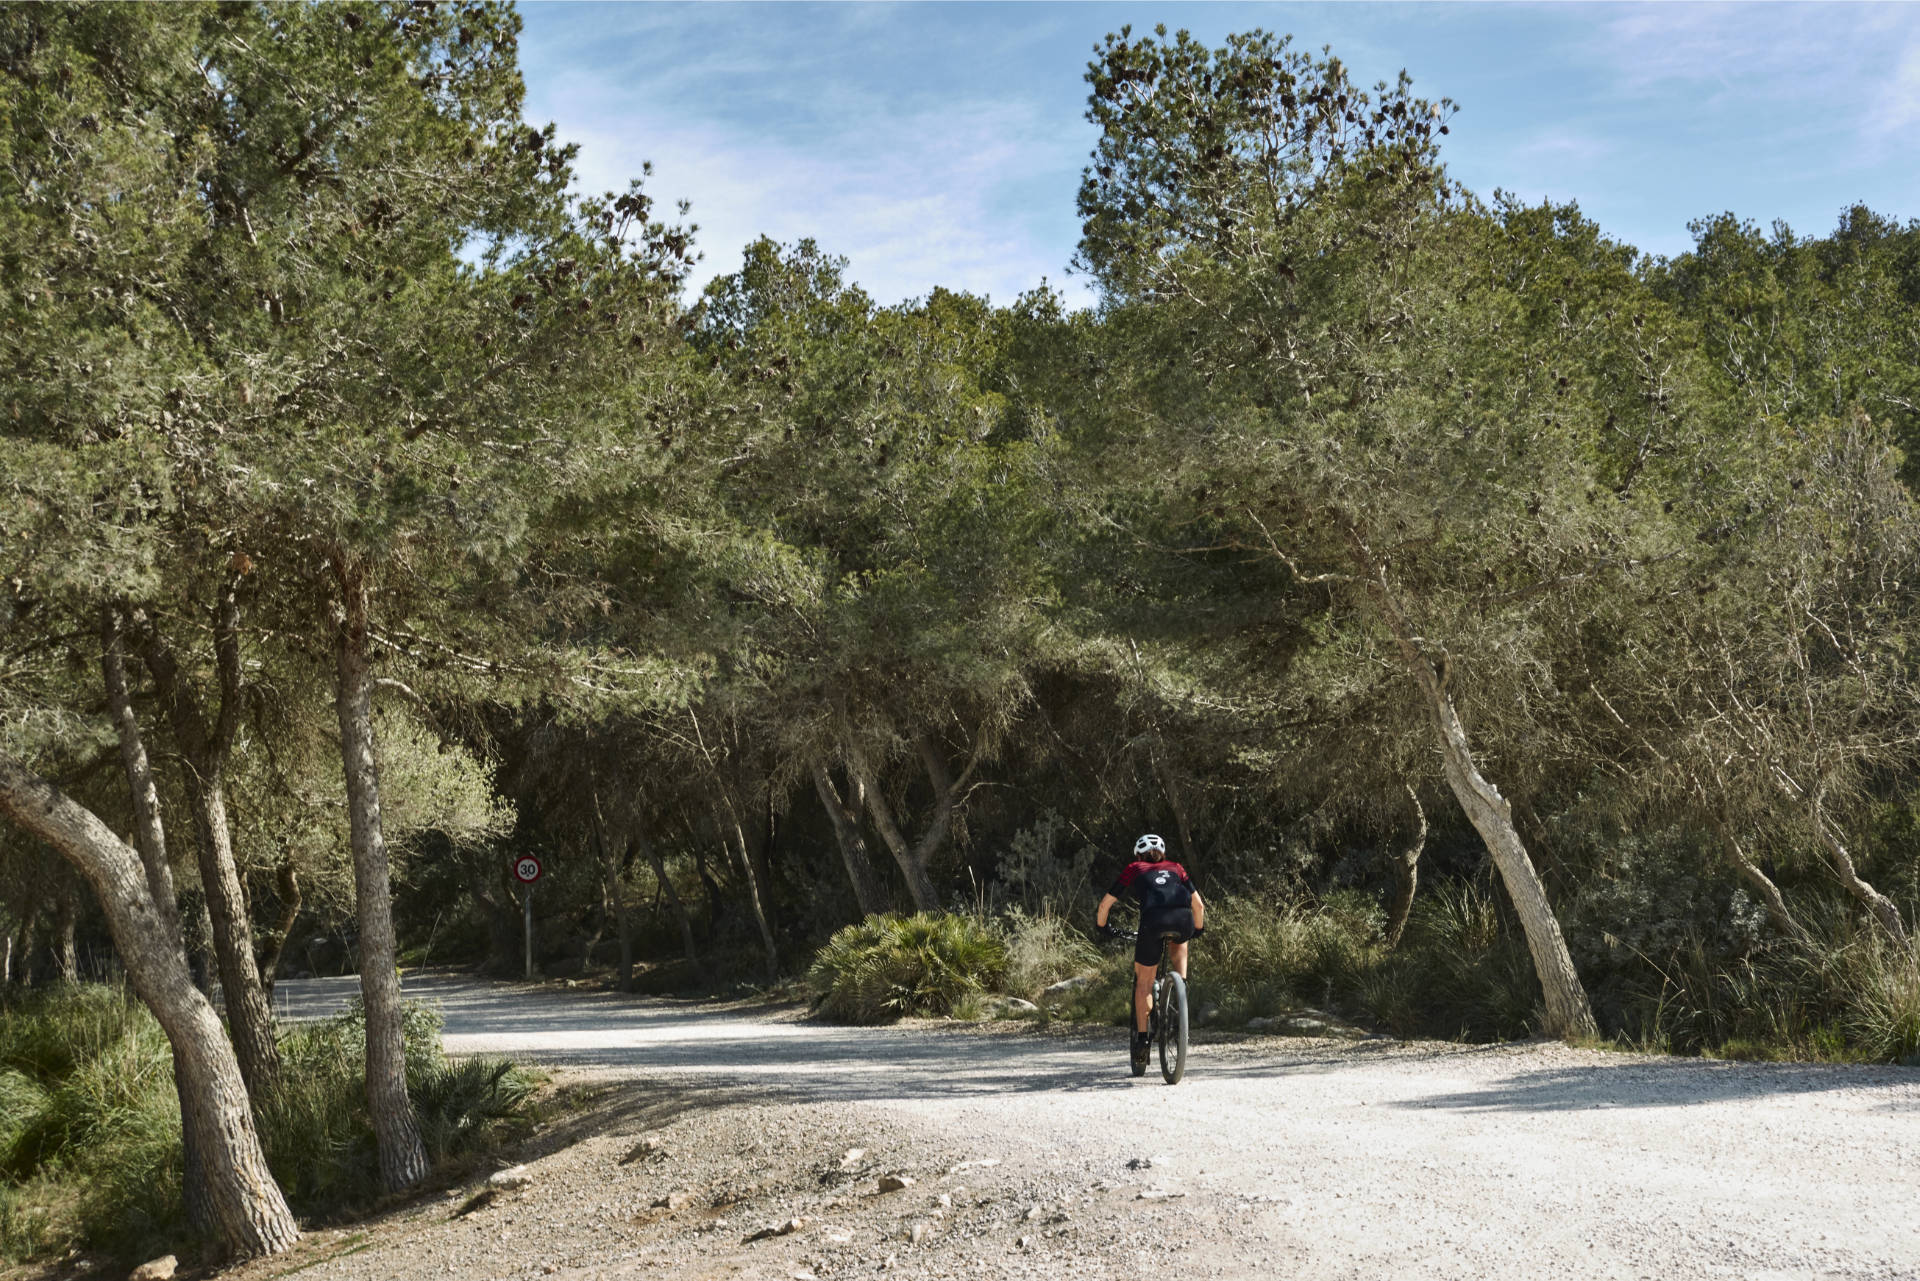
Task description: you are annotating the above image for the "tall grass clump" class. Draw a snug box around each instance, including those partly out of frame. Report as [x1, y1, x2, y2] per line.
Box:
[1590, 891, 1920, 1062]
[1184, 891, 1381, 1024]
[809, 913, 1008, 1023]
[1354, 883, 1539, 1041]
[0, 985, 184, 1264]
[1002, 908, 1102, 999]
[1829, 935, 1920, 1063]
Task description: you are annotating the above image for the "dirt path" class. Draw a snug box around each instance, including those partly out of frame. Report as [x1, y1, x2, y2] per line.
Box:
[251, 974, 1920, 1281]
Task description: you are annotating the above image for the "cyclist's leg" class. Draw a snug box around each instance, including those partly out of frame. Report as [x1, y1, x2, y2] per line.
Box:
[1168, 939, 1189, 980]
[1133, 961, 1156, 1033]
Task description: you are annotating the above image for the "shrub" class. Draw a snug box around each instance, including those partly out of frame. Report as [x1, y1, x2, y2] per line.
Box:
[1202, 893, 1379, 1019]
[262, 998, 541, 1210]
[809, 913, 1008, 1023]
[0, 983, 542, 1268]
[1002, 908, 1101, 999]
[1365, 882, 1539, 1040]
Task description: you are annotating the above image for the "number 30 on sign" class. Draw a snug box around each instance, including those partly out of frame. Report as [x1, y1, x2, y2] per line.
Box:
[512, 855, 542, 884]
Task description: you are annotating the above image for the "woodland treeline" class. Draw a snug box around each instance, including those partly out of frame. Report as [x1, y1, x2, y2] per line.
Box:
[4, 4, 1920, 1260]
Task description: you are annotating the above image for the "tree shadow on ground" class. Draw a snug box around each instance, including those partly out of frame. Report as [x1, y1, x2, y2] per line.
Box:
[275, 974, 1919, 1112]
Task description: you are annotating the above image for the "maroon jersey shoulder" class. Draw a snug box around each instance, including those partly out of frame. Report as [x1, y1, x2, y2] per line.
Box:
[1116, 860, 1188, 888]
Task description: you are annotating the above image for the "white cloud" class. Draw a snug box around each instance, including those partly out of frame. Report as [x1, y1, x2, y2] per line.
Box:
[523, 7, 1095, 309]
[1872, 42, 1920, 142]
[556, 102, 1091, 310]
[1591, 3, 1918, 159]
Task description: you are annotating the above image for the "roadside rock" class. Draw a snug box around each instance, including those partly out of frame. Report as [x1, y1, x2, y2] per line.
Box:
[876, 1174, 916, 1193]
[488, 1165, 534, 1191]
[985, 996, 1039, 1016]
[651, 1192, 695, 1210]
[130, 1256, 177, 1281]
[619, 1136, 665, 1164]
[1041, 976, 1095, 1003]
[839, 1147, 866, 1168]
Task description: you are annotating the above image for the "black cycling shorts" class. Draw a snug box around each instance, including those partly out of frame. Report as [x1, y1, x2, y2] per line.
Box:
[1134, 908, 1194, 967]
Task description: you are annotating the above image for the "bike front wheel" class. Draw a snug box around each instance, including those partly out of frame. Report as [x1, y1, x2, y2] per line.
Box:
[1156, 971, 1188, 1084]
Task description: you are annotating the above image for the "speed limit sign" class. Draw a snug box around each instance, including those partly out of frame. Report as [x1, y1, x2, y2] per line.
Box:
[512, 855, 542, 884]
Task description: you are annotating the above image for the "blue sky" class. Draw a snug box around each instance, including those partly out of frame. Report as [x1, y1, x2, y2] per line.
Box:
[518, 2, 1920, 308]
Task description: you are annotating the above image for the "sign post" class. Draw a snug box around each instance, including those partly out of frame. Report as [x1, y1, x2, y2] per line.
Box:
[512, 855, 543, 979]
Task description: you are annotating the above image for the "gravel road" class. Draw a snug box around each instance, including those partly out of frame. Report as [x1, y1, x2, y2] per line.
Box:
[251, 973, 1920, 1281]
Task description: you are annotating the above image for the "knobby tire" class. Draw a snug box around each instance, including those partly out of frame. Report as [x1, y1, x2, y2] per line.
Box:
[1158, 970, 1188, 1084]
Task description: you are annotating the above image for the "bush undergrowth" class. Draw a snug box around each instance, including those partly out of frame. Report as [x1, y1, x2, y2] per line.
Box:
[808, 913, 1008, 1022]
[0, 983, 542, 1268]
[803, 883, 1920, 1066]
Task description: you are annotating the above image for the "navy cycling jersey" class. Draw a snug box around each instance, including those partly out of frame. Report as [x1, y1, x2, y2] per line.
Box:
[1106, 860, 1195, 913]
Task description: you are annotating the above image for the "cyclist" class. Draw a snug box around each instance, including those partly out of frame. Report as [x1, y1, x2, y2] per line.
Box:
[1095, 834, 1205, 1073]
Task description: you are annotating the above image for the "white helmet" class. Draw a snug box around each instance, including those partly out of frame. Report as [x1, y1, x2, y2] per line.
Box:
[1133, 833, 1167, 857]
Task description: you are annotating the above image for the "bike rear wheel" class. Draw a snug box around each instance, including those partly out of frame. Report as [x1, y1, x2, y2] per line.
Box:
[1157, 971, 1188, 1084]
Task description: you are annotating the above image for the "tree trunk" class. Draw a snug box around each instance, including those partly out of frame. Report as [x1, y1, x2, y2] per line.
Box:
[141, 592, 282, 1100]
[0, 752, 299, 1258]
[1148, 738, 1196, 860]
[587, 788, 632, 988]
[13, 904, 39, 987]
[1809, 787, 1911, 950]
[690, 842, 724, 940]
[1716, 825, 1815, 952]
[1355, 546, 1598, 1041]
[255, 858, 301, 1000]
[811, 759, 886, 917]
[101, 607, 216, 1230]
[845, 739, 941, 912]
[636, 832, 701, 975]
[717, 801, 777, 980]
[51, 883, 78, 981]
[330, 551, 429, 1193]
[1384, 783, 1426, 950]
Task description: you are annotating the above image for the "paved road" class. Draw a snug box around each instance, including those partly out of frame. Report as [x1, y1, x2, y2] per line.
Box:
[275, 974, 1920, 1279]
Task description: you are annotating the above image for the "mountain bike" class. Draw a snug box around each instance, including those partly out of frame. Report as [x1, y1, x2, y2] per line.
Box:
[1110, 927, 1189, 1084]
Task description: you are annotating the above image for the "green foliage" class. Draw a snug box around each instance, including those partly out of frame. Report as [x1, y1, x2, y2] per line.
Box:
[262, 998, 539, 1208]
[809, 913, 1009, 1023]
[1001, 908, 1103, 1000]
[1205, 893, 1381, 1019]
[0, 985, 540, 1266]
[1367, 884, 1541, 1041]
[0, 986, 187, 1262]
